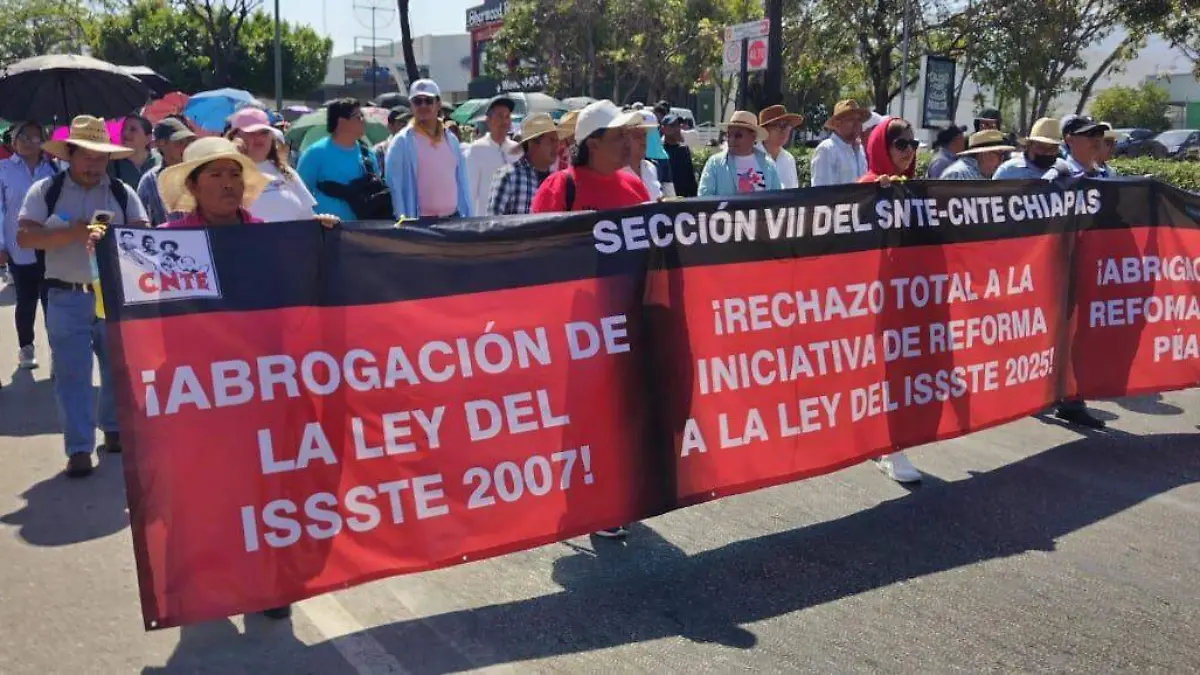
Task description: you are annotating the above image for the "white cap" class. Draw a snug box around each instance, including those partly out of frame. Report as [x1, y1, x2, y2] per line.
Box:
[863, 111, 885, 132]
[574, 100, 656, 143]
[408, 79, 441, 99]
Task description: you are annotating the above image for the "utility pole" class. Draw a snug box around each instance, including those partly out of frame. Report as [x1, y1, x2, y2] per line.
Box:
[274, 0, 283, 111]
[764, 0, 783, 106]
[898, 0, 911, 118]
[354, 0, 396, 101]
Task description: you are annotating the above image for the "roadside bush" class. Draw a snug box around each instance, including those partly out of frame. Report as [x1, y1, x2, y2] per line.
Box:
[689, 146, 1200, 193]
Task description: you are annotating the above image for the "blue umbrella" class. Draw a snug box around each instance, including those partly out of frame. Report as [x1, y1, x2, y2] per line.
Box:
[184, 88, 260, 132]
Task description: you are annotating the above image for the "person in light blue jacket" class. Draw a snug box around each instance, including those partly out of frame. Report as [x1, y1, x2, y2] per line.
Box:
[698, 111, 782, 196]
[384, 79, 472, 219]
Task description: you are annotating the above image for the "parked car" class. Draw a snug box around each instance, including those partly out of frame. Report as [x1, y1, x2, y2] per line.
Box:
[1112, 128, 1156, 157]
[1148, 129, 1200, 160]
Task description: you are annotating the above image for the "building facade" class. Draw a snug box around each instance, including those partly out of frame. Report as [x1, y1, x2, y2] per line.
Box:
[322, 34, 472, 103]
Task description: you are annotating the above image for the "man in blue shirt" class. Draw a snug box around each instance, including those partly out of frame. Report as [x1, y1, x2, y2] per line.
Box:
[993, 117, 1070, 180]
[297, 98, 371, 220]
[1046, 115, 1110, 179]
[926, 125, 966, 178]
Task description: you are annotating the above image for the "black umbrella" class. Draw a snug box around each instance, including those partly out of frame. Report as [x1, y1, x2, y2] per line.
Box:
[373, 91, 408, 109]
[0, 54, 150, 124]
[118, 65, 175, 98]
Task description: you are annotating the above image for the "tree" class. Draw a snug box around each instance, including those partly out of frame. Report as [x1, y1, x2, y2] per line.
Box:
[396, 0, 420, 88]
[89, 0, 332, 98]
[0, 0, 93, 64]
[1089, 82, 1171, 130]
[177, 0, 261, 87]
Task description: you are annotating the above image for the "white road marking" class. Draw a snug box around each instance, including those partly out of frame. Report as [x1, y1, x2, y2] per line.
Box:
[299, 594, 410, 675]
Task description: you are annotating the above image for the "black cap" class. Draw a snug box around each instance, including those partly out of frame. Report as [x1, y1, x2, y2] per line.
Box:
[388, 106, 406, 124]
[486, 95, 516, 114]
[1062, 115, 1109, 137]
[653, 100, 671, 116]
[153, 118, 195, 142]
[975, 108, 1001, 121]
[934, 125, 966, 148]
[661, 113, 682, 126]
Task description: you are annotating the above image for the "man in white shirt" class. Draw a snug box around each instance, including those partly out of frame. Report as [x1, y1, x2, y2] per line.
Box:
[810, 99, 870, 186]
[465, 96, 520, 216]
[758, 105, 803, 189]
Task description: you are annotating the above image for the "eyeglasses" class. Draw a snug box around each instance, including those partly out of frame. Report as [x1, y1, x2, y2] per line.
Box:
[891, 139, 920, 151]
[411, 97, 437, 107]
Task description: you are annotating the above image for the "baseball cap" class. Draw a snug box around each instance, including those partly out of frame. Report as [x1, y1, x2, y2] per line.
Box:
[487, 95, 516, 114]
[574, 100, 657, 142]
[153, 118, 196, 143]
[230, 107, 273, 134]
[933, 125, 966, 148]
[661, 113, 683, 126]
[387, 106, 406, 124]
[408, 79, 441, 100]
[1061, 114, 1109, 136]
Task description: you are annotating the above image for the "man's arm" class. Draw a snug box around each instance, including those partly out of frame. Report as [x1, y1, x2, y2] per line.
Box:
[810, 143, 833, 187]
[17, 218, 89, 249]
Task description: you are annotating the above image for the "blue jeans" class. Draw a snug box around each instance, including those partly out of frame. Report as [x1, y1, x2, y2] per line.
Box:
[46, 287, 118, 457]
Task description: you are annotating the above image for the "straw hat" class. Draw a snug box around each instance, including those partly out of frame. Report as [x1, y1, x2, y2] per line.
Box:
[511, 113, 557, 153]
[758, 105, 804, 128]
[721, 110, 767, 142]
[824, 100, 871, 129]
[557, 109, 579, 140]
[1025, 117, 1063, 145]
[157, 137, 269, 213]
[958, 129, 1016, 156]
[43, 115, 133, 161]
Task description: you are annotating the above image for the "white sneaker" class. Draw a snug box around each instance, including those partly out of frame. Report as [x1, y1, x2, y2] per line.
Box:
[18, 345, 38, 370]
[874, 451, 922, 483]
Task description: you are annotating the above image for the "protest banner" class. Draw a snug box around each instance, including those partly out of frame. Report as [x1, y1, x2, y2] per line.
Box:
[97, 177, 1200, 629]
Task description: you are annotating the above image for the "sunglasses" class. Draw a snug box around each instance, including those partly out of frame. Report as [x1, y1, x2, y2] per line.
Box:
[411, 97, 437, 107]
[891, 139, 920, 151]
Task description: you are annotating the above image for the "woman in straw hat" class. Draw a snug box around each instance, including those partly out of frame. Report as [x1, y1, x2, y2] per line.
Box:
[158, 137, 337, 230]
[811, 99, 870, 186]
[938, 129, 1017, 180]
[698, 110, 781, 196]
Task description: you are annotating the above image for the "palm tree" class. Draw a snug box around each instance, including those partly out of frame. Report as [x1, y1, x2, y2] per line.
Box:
[396, 0, 420, 87]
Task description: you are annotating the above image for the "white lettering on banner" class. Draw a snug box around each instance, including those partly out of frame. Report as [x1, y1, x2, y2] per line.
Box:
[1153, 333, 1200, 362]
[138, 316, 630, 419]
[1089, 294, 1200, 327]
[591, 189, 1104, 253]
[1095, 256, 1200, 285]
[927, 308, 1049, 354]
[697, 337, 879, 395]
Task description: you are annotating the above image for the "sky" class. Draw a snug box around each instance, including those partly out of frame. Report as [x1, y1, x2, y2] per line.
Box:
[277, 0, 476, 56]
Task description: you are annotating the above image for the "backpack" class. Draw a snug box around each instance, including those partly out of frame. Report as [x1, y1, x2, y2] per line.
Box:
[45, 172, 130, 222]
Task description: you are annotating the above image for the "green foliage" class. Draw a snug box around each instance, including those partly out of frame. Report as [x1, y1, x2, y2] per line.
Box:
[691, 146, 1200, 193]
[87, 0, 330, 98]
[1090, 83, 1171, 131]
[0, 0, 93, 64]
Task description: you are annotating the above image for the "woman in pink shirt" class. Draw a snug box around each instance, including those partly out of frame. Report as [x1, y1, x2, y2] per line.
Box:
[158, 137, 337, 230]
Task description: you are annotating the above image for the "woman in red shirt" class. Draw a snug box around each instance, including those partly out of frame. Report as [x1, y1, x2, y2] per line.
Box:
[531, 100, 653, 213]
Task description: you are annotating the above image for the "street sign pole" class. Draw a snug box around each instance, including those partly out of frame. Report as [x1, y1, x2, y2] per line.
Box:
[765, 0, 782, 106]
[738, 38, 748, 110]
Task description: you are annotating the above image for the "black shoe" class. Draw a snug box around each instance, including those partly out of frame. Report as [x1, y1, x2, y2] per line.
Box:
[1055, 406, 1106, 429]
[594, 526, 629, 539]
[261, 605, 292, 620]
[65, 453, 94, 478]
[101, 431, 122, 454]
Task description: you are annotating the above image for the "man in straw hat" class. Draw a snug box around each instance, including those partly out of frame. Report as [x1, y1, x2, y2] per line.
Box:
[758, 105, 804, 189]
[698, 110, 781, 196]
[487, 113, 559, 216]
[16, 115, 150, 478]
[939, 129, 1017, 180]
[811, 99, 869, 186]
[993, 117, 1070, 180]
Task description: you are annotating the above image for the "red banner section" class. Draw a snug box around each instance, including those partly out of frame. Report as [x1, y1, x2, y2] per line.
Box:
[117, 277, 660, 628]
[648, 236, 1069, 504]
[1070, 226, 1200, 398]
[98, 178, 1200, 629]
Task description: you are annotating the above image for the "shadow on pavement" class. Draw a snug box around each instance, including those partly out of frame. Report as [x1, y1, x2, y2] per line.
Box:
[145, 429, 1200, 674]
[1114, 393, 1186, 417]
[0, 452, 128, 546]
[0, 282, 14, 308]
[0, 371, 63, 437]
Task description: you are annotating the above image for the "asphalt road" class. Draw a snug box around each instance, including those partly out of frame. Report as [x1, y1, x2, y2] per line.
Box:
[1, 280, 1198, 674]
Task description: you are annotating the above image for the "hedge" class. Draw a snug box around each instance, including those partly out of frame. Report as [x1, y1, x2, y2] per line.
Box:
[688, 146, 1200, 193]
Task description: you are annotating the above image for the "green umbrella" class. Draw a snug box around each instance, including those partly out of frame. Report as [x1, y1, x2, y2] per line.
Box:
[286, 106, 391, 152]
[450, 98, 489, 126]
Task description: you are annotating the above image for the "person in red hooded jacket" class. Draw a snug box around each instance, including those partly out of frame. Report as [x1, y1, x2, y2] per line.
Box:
[858, 116, 919, 186]
[857, 116, 924, 484]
